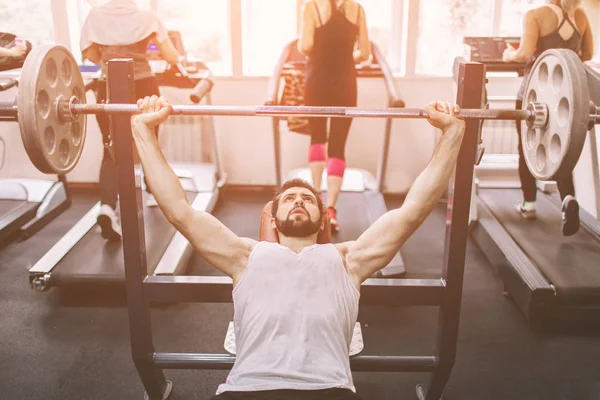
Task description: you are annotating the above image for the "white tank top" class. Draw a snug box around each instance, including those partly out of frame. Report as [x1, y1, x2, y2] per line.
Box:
[216, 241, 360, 394]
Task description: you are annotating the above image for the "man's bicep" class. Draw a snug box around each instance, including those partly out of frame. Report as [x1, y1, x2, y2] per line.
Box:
[179, 210, 256, 277]
[346, 206, 422, 281]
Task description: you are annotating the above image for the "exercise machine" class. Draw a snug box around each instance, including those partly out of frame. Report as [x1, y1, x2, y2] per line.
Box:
[462, 38, 600, 326]
[0, 77, 70, 246]
[27, 47, 222, 291]
[110, 55, 485, 400]
[266, 40, 407, 278]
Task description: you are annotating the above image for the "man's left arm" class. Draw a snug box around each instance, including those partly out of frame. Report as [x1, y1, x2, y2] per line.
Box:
[337, 102, 465, 283]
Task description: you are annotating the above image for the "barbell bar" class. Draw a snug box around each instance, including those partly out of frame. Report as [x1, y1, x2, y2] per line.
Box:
[0, 94, 597, 122]
[0, 99, 538, 121]
[2, 44, 599, 180]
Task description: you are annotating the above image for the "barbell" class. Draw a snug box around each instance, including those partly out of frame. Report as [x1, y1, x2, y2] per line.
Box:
[1, 44, 598, 180]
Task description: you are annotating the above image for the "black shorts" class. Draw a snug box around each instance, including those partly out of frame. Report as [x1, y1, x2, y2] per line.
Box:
[211, 388, 363, 400]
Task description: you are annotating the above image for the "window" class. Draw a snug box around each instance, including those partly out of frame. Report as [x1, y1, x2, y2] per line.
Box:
[415, 0, 494, 76]
[241, 0, 297, 76]
[0, 0, 54, 46]
[498, 0, 546, 36]
[358, 0, 394, 60]
[81, 0, 154, 13]
[158, 0, 232, 75]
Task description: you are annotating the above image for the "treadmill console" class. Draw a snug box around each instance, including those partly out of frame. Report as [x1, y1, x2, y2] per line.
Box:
[281, 40, 385, 77]
[464, 36, 526, 76]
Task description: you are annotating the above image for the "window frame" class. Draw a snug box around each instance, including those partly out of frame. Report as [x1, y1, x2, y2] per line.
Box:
[60, 0, 554, 78]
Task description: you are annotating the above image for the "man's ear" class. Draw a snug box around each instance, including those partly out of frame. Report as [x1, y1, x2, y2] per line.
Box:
[270, 217, 277, 229]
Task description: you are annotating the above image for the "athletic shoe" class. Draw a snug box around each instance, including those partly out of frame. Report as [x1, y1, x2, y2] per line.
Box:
[561, 195, 580, 236]
[97, 204, 122, 241]
[328, 207, 339, 233]
[515, 201, 536, 220]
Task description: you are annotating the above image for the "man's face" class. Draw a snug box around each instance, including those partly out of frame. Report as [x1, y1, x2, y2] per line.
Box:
[273, 187, 322, 238]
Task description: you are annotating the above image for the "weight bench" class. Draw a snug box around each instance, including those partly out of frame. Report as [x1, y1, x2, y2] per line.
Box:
[223, 201, 365, 356]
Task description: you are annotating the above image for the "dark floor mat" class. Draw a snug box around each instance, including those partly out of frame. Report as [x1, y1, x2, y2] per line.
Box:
[1, 189, 600, 400]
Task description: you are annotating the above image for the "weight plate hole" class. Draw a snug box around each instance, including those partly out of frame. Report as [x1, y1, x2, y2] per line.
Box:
[59, 139, 70, 167]
[45, 57, 58, 87]
[536, 144, 547, 172]
[526, 128, 537, 150]
[538, 62, 549, 86]
[72, 121, 82, 146]
[527, 89, 537, 104]
[551, 64, 563, 94]
[44, 126, 56, 155]
[550, 133, 562, 163]
[37, 90, 50, 119]
[61, 58, 72, 86]
[558, 97, 570, 127]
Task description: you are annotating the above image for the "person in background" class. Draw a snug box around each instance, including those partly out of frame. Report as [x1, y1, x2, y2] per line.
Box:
[503, 0, 594, 236]
[298, 0, 371, 233]
[80, 0, 182, 241]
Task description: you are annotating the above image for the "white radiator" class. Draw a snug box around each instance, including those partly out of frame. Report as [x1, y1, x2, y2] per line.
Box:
[159, 115, 212, 163]
[475, 98, 521, 188]
[158, 87, 215, 164]
[481, 98, 520, 155]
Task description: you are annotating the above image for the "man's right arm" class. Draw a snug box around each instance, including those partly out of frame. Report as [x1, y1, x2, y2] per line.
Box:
[131, 97, 256, 279]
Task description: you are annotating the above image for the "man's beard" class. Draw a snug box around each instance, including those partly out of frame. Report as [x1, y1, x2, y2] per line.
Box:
[276, 208, 321, 238]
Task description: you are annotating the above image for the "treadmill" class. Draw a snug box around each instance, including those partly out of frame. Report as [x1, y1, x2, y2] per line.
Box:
[28, 55, 223, 291]
[266, 40, 407, 277]
[0, 77, 71, 246]
[463, 39, 600, 326]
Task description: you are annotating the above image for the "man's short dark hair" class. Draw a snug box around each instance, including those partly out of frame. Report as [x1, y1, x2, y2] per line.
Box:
[271, 178, 323, 219]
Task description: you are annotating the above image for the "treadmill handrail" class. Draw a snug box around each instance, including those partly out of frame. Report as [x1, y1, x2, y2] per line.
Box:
[265, 40, 295, 105]
[370, 42, 402, 107]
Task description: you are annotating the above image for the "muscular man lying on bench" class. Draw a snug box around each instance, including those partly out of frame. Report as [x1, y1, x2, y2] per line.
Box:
[131, 96, 465, 400]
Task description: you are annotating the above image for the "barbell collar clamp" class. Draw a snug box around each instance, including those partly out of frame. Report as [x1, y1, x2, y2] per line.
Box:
[527, 102, 549, 130]
[56, 96, 80, 124]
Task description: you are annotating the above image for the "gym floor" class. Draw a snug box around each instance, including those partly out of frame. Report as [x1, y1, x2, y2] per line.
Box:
[1, 188, 599, 400]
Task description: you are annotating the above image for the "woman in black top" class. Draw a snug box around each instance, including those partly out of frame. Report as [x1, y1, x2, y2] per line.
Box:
[298, 0, 371, 233]
[503, 0, 594, 236]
